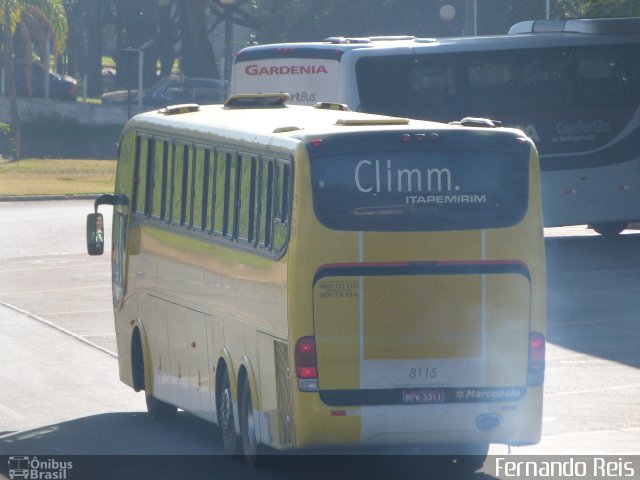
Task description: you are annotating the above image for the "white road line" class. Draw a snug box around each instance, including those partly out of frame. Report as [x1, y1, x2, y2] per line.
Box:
[0, 302, 117, 358]
[0, 262, 109, 274]
[0, 403, 25, 421]
[0, 284, 111, 296]
[41, 308, 112, 315]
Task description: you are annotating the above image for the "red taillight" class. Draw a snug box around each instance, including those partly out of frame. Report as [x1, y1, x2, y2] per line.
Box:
[295, 336, 318, 379]
[528, 332, 545, 386]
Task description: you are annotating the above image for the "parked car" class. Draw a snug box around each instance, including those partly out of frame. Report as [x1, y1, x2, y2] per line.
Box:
[101, 76, 227, 107]
[14, 60, 77, 101]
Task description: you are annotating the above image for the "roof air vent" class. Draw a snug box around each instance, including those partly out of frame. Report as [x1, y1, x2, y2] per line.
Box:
[224, 93, 290, 108]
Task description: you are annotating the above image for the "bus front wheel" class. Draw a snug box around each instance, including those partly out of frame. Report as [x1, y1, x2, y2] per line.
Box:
[590, 221, 627, 238]
[218, 369, 241, 456]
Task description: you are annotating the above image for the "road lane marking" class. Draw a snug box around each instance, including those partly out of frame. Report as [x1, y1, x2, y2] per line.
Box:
[0, 262, 109, 274]
[0, 302, 117, 358]
[41, 308, 112, 315]
[0, 403, 25, 421]
[0, 284, 112, 295]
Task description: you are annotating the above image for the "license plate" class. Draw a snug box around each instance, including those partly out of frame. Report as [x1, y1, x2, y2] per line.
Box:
[403, 388, 444, 404]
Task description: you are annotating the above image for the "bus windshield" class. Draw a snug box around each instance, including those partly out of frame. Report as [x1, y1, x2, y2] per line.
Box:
[310, 148, 529, 231]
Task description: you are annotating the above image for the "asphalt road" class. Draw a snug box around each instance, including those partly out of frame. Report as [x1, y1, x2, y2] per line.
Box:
[0, 200, 639, 479]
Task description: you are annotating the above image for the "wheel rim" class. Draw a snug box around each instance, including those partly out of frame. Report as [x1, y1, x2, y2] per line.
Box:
[219, 375, 235, 448]
[245, 390, 256, 452]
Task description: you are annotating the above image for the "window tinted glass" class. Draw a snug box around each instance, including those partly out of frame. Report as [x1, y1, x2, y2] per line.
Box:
[273, 160, 291, 251]
[311, 149, 528, 231]
[152, 139, 168, 218]
[237, 154, 257, 243]
[213, 151, 227, 236]
[172, 144, 190, 224]
[356, 43, 640, 121]
[192, 147, 207, 229]
[257, 158, 274, 249]
[134, 136, 149, 214]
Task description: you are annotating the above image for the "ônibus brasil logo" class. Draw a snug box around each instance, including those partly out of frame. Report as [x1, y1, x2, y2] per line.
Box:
[8, 456, 73, 480]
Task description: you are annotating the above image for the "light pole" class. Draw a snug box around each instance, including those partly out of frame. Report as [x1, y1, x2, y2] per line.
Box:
[220, 0, 236, 97]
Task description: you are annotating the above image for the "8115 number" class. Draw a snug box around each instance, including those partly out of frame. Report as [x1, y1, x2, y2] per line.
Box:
[409, 367, 437, 379]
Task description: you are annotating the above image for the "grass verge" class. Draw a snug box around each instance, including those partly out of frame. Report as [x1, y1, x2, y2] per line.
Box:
[0, 158, 116, 196]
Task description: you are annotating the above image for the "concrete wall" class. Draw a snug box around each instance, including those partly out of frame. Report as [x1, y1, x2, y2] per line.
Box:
[0, 97, 145, 126]
[0, 98, 139, 159]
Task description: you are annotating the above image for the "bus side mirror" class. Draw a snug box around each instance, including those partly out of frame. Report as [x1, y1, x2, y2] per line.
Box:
[87, 213, 105, 256]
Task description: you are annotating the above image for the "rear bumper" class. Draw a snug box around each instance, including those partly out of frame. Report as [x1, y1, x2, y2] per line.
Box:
[291, 386, 543, 449]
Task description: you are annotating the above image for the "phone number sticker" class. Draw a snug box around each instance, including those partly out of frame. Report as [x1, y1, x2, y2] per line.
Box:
[318, 280, 360, 299]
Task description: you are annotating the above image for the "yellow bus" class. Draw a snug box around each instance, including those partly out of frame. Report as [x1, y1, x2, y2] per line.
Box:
[86, 94, 546, 469]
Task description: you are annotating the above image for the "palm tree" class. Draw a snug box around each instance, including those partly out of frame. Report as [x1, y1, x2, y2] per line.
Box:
[1, 0, 67, 159]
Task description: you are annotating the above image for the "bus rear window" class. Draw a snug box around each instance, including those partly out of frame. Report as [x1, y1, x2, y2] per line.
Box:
[310, 150, 529, 231]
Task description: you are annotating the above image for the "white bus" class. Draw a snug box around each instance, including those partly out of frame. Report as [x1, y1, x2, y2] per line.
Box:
[233, 17, 640, 237]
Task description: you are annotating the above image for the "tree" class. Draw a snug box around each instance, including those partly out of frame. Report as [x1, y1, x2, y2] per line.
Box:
[181, 0, 219, 78]
[1, 0, 68, 158]
[556, 0, 640, 17]
[180, 0, 258, 79]
[64, 0, 103, 97]
[2, 0, 20, 158]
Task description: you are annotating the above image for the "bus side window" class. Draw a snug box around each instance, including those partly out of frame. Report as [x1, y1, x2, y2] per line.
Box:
[133, 134, 151, 214]
[152, 139, 165, 219]
[188, 145, 198, 228]
[172, 143, 191, 226]
[183, 144, 193, 227]
[237, 153, 257, 244]
[212, 150, 227, 236]
[193, 147, 211, 231]
[222, 151, 238, 239]
[256, 157, 274, 250]
[273, 159, 291, 252]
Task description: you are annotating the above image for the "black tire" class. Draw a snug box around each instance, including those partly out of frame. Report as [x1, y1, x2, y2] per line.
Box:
[590, 221, 627, 238]
[145, 394, 177, 421]
[217, 368, 242, 456]
[240, 376, 265, 467]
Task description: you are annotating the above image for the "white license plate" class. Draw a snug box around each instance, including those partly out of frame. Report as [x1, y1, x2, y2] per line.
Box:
[402, 388, 444, 404]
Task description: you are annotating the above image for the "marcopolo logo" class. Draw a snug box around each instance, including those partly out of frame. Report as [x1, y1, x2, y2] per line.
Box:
[8, 456, 73, 480]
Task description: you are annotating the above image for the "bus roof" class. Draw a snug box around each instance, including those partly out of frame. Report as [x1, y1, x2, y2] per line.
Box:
[235, 17, 640, 62]
[126, 99, 523, 150]
[509, 17, 640, 35]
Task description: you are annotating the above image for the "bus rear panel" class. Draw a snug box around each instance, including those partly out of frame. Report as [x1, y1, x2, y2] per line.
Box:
[287, 127, 545, 450]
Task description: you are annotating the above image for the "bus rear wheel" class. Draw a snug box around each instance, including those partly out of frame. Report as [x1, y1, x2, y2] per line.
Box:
[145, 394, 177, 421]
[590, 221, 627, 238]
[218, 369, 241, 456]
[240, 376, 266, 467]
